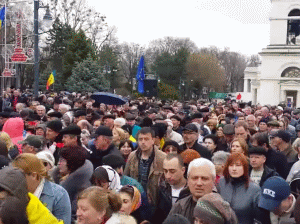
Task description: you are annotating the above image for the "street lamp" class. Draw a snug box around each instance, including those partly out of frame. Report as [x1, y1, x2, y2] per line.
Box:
[33, 0, 52, 98]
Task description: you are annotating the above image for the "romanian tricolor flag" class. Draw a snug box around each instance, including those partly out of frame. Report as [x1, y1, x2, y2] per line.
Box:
[46, 70, 56, 90]
[0, 6, 5, 29]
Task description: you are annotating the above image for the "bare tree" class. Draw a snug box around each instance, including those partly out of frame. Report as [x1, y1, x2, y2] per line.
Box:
[118, 42, 144, 89]
[49, 0, 108, 47]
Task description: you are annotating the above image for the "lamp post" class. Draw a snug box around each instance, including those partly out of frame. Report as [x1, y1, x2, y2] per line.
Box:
[33, 0, 52, 98]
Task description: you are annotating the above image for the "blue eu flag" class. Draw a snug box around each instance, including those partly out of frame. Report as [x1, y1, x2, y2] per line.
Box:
[0, 7, 5, 29]
[136, 55, 145, 94]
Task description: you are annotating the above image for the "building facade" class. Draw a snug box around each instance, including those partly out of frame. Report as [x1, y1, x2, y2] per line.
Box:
[244, 0, 300, 107]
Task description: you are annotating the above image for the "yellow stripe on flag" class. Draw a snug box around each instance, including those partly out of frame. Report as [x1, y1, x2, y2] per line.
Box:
[46, 73, 55, 90]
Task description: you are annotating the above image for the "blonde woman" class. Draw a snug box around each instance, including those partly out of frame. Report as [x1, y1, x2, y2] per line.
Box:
[112, 128, 127, 147]
[0, 131, 19, 159]
[12, 153, 72, 224]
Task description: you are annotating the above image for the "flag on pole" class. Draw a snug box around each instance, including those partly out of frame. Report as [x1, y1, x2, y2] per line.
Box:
[136, 55, 145, 94]
[0, 6, 5, 29]
[46, 70, 56, 90]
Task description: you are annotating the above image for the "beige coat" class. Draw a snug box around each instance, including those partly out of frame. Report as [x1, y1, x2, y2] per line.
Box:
[124, 147, 166, 206]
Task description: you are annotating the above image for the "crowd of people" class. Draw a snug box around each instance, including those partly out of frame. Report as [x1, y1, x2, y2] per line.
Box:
[1, 87, 300, 223]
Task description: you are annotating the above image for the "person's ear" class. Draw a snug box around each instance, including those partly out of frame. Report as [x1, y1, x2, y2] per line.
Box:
[31, 172, 39, 181]
[29, 146, 35, 153]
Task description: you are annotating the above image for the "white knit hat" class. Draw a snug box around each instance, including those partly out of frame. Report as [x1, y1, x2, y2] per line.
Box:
[36, 150, 55, 167]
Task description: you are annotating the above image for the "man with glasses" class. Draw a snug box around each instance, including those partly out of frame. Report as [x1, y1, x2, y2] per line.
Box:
[60, 124, 82, 147]
[19, 135, 43, 154]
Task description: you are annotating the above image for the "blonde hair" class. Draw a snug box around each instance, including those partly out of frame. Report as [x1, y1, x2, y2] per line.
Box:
[78, 186, 122, 219]
[12, 153, 50, 180]
[0, 132, 14, 150]
[113, 128, 127, 142]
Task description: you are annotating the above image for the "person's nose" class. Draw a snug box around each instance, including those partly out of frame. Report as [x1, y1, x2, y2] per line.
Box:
[76, 208, 82, 217]
[165, 171, 171, 179]
[196, 178, 203, 186]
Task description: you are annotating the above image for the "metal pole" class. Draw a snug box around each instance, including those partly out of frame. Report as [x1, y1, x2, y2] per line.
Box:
[33, 0, 39, 98]
[1, 2, 6, 95]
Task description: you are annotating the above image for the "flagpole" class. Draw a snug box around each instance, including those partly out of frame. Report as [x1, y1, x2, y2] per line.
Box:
[2, 2, 6, 94]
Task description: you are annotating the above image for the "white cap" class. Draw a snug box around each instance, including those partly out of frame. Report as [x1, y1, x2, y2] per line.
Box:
[165, 119, 173, 128]
[36, 150, 55, 167]
[114, 118, 126, 126]
[277, 106, 283, 111]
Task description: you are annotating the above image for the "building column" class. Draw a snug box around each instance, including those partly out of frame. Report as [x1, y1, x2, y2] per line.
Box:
[244, 79, 248, 92]
[297, 90, 300, 108]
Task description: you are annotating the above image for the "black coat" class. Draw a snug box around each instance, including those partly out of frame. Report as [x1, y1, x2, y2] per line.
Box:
[180, 141, 212, 160]
[249, 165, 279, 187]
[52, 160, 94, 221]
[265, 148, 290, 179]
[89, 142, 122, 169]
[152, 180, 173, 224]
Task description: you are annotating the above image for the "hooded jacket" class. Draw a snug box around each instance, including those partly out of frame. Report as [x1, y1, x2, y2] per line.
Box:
[0, 167, 63, 224]
[2, 117, 24, 153]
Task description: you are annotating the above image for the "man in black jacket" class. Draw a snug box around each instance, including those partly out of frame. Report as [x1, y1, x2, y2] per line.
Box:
[251, 132, 289, 179]
[153, 154, 186, 224]
[249, 146, 279, 187]
[180, 123, 212, 160]
[89, 126, 122, 168]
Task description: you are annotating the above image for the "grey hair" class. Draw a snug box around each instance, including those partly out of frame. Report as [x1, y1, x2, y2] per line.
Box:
[187, 158, 216, 179]
[59, 104, 71, 111]
[36, 105, 46, 111]
[212, 151, 230, 165]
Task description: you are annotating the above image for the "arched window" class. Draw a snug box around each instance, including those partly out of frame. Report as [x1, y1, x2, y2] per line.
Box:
[287, 9, 300, 45]
[289, 9, 300, 17]
[281, 67, 300, 78]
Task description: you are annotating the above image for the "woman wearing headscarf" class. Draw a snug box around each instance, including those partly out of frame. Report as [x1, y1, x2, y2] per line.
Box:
[91, 165, 122, 191]
[193, 192, 238, 224]
[119, 185, 142, 223]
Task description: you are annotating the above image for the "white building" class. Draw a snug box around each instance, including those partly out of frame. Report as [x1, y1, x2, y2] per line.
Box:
[244, 0, 300, 107]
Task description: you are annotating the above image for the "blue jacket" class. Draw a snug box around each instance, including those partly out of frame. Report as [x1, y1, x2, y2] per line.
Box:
[40, 179, 72, 224]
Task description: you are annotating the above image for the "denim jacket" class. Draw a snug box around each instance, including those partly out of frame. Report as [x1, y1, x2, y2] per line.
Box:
[40, 179, 72, 224]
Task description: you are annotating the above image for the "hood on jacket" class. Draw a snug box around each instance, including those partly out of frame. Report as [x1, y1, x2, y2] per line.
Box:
[0, 167, 28, 205]
[2, 117, 24, 139]
[2, 118, 24, 153]
[290, 170, 300, 198]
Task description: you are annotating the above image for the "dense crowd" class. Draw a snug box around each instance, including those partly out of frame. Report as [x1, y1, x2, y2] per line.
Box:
[1, 87, 300, 224]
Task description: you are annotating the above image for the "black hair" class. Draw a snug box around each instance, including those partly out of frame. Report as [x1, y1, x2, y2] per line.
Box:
[91, 167, 109, 186]
[165, 153, 185, 168]
[203, 134, 218, 145]
[162, 140, 180, 153]
[118, 140, 135, 151]
[252, 132, 270, 148]
[151, 123, 167, 139]
[137, 127, 155, 138]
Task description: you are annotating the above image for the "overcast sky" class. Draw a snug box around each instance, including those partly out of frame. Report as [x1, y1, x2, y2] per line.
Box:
[87, 0, 272, 56]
